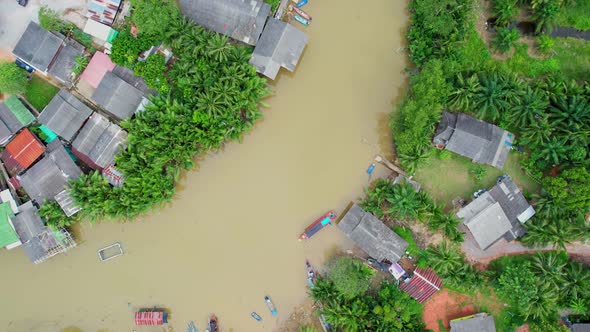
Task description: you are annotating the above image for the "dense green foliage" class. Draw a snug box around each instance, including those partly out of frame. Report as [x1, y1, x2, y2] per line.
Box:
[129, 0, 180, 41]
[38, 201, 81, 228]
[70, 5, 267, 220]
[38, 6, 66, 32]
[424, 242, 483, 292]
[493, 0, 520, 26]
[531, 0, 563, 33]
[492, 27, 520, 54]
[311, 267, 425, 331]
[72, 55, 89, 75]
[133, 54, 169, 93]
[362, 179, 463, 241]
[556, 0, 590, 30]
[325, 256, 374, 299]
[264, 0, 281, 13]
[109, 30, 155, 68]
[0, 62, 28, 95]
[489, 252, 590, 324]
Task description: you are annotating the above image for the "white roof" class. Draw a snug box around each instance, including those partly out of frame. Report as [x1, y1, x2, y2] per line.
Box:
[517, 206, 536, 223]
[465, 202, 512, 249]
[83, 19, 113, 43]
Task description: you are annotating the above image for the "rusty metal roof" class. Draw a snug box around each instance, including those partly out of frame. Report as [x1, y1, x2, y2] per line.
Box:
[2, 129, 45, 172]
[400, 267, 442, 303]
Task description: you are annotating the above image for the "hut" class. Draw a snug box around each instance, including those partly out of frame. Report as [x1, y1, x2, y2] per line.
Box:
[338, 204, 408, 263]
[91, 71, 147, 120]
[249, 18, 308, 80]
[1, 129, 45, 174]
[71, 113, 127, 170]
[399, 267, 443, 303]
[12, 21, 63, 74]
[38, 89, 93, 141]
[47, 37, 85, 87]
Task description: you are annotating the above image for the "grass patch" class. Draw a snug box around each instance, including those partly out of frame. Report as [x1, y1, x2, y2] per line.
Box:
[393, 226, 426, 265]
[264, 0, 280, 12]
[24, 76, 59, 111]
[495, 43, 560, 78]
[556, 1, 590, 30]
[552, 37, 590, 80]
[414, 152, 540, 207]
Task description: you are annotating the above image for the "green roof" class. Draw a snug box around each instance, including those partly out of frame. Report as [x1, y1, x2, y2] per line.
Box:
[39, 124, 58, 143]
[4, 96, 35, 126]
[0, 202, 19, 247]
[107, 29, 119, 43]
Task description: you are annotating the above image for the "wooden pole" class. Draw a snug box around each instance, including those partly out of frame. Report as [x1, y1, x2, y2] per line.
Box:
[374, 155, 406, 176]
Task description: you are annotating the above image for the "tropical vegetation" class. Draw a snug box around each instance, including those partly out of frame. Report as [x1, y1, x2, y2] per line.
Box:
[0, 62, 28, 95]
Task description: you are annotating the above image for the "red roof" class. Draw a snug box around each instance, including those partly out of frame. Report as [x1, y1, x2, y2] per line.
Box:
[80, 51, 116, 88]
[2, 129, 45, 171]
[400, 267, 443, 303]
[134, 312, 165, 325]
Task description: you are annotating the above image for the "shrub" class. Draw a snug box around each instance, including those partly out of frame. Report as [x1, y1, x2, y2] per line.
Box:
[326, 256, 374, 299]
[0, 62, 28, 95]
[71, 28, 94, 48]
[38, 6, 65, 32]
[493, 27, 520, 54]
[469, 164, 487, 182]
[109, 30, 155, 68]
[133, 54, 169, 93]
[536, 34, 555, 54]
[72, 55, 89, 75]
[493, 0, 520, 26]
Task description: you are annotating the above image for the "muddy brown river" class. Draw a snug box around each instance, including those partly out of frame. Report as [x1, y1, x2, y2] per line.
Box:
[0, 1, 408, 331]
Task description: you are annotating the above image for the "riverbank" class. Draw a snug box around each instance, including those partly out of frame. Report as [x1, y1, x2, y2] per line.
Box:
[0, 0, 409, 330]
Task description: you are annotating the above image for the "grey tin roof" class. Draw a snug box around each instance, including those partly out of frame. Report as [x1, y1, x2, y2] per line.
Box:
[450, 313, 496, 332]
[38, 89, 93, 141]
[47, 38, 85, 87]
[11, 201, 58, 263]
[13, 21, 64, 73]
[338, 204, 408, 262]
[178, 0, 271, 45]
[72, 113, 127, 169]
[111, 66, 155, 95]
[92, 71, 145, 120]
[55, 190, 81, 217]
[19, 140, 82, 205]
[433, 112, 514, 169]
[0, 103, 22, 144]
[250, 18, 308, 79]
[573, 324, 590, 332]
[457, 176, 534, 249]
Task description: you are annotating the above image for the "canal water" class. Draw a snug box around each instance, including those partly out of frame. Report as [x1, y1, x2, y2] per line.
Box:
[0, 1, 408, 331]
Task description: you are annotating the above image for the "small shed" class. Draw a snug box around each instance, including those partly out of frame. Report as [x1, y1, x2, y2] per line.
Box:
[250, 18, 308, 80]
[72, 113, 127, 170]
[86, 0, 122, 26]
[1, 129, 46, 174]
[102, 164, 124, 187]
[0, 96, 35, 145]
[19, 140, 82, 205]
[47, 37, 85, 87]
[12, 21, 63, 73]
[38, 89, 93, 141]
[91, 71, 146, 120]
[83, 19, 119, 44]
[55, 190, 81, 217]
[399, 267, 443, 303]
[338, 204, 408, 263]
[11, 201, 76, 264]
[178, 0, 271, 45]
[450, 313, 496, 332]
[80, 51, 116, 89]
[0, 202, 20, 249]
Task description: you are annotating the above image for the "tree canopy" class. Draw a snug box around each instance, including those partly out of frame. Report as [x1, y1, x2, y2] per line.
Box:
[0, 62, 28, 95]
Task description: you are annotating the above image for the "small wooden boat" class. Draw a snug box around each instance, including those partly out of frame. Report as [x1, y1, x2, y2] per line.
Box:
[251, 312, 262, 321]
[293, 14, 310, 26]
[296, 0, 308, 7]
[298, 210, 337, 241]
[208, 314, 219, 332]
[98, 242, 123, 261]
[288, 4, 312, 21]
[306, 259, 316, 288]
[134, 310, 168, 326]
[264, 296, 277, 316]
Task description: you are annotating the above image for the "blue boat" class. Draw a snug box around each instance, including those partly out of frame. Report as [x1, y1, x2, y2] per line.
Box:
[296, 0, 308, 7]
[366, 163, 376, 174]
[251, 312, 262, 321]
[293, 14, 310, 26]
[264, 296, 277, 316]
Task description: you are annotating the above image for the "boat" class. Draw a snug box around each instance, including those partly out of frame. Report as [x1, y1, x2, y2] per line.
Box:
[134, 309, 168, 326]
[293, 14, 310, 26]
[264, 296, 277, 316]
[366, 163, 376, 174]
[298, 210, 337, 241]
[187, 320, 199, 332]
[98, 242, 123, 261]
[288, 4, 312, 21]
[306, 259, 316, 288]
[251, 312, 262, 321]
[296, 0, 308, 7]
[208, 314, 219, 332]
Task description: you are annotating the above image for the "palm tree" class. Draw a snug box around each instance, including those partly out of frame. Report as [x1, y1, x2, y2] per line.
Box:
[385, 183, 423, 220]
[493, 0, 520, 26]
[207, 34, 232, 63]
[531, 0, 563, 33]
[532, 136, 569, 165]
[508, 87, 549, 128]
[563, 262, 590, 305]
[474, 72, 511, 121]
[522, 281, 558, 321]
[449, 74, 479, 111]
[549, 95, 590, 131]
[531, 252, 567, 290]
[520, 117, 554, 147]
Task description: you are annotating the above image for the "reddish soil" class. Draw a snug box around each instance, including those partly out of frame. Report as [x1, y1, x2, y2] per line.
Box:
[422, 289, 477, 332]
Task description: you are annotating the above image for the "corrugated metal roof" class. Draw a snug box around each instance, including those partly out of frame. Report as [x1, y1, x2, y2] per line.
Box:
[80, 51, 116, 88]
[400, 267, 442, 303]
[12, 21, 64, 73]
[38, 89, 93, 141]
[0, 202, 19, 247]
[86, 0, 122, 26]
[83, 19, 119, 43]
[3, 96, 34, 127]
[2, 129, 45, 171]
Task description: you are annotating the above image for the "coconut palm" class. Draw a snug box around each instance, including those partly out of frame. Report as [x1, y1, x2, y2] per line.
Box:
[473, 72, 512, 121]
[207, 34, 232, 63]
[532, 136, 569, 165]
[385, 183, 422, 220]
[449, 73, 480, 111]
[508, 87, 549, 128]
[531, 252, 567, 290]
[563, 262, 590, 304]
[549, 95, 590, 131]
[493, 0, 520, 26]
[531, 0, 563, 33]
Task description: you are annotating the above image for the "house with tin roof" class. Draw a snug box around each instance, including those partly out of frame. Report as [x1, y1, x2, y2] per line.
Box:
[11, 201, 76, 264]
[13, 22, 84, 86]
[450, 313, 496, 332]
[457, 175, 535, 250]
[86, 0, 122, 26]
[91, 70, 150, 121]
[0, 202, 20, 250]
[0, 96, 35, 145]
[72, 113, 127, 170]
[400, 267, 443, 303]
[433, 111, 514, 169]
[19, 140, 82, 206]
[178, 0, 271, 45]
[38, 89, 93, 141]
[1, 129, 45, 174]
[249, 18, 308, 80]
[338, 204, 408, 263]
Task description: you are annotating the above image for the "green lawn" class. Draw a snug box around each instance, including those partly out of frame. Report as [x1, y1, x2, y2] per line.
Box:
[24, 76, 59, 111]
[552, 37, 590, 81]
[556, 1, 590, 30]
[414, 151, 541, 208]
